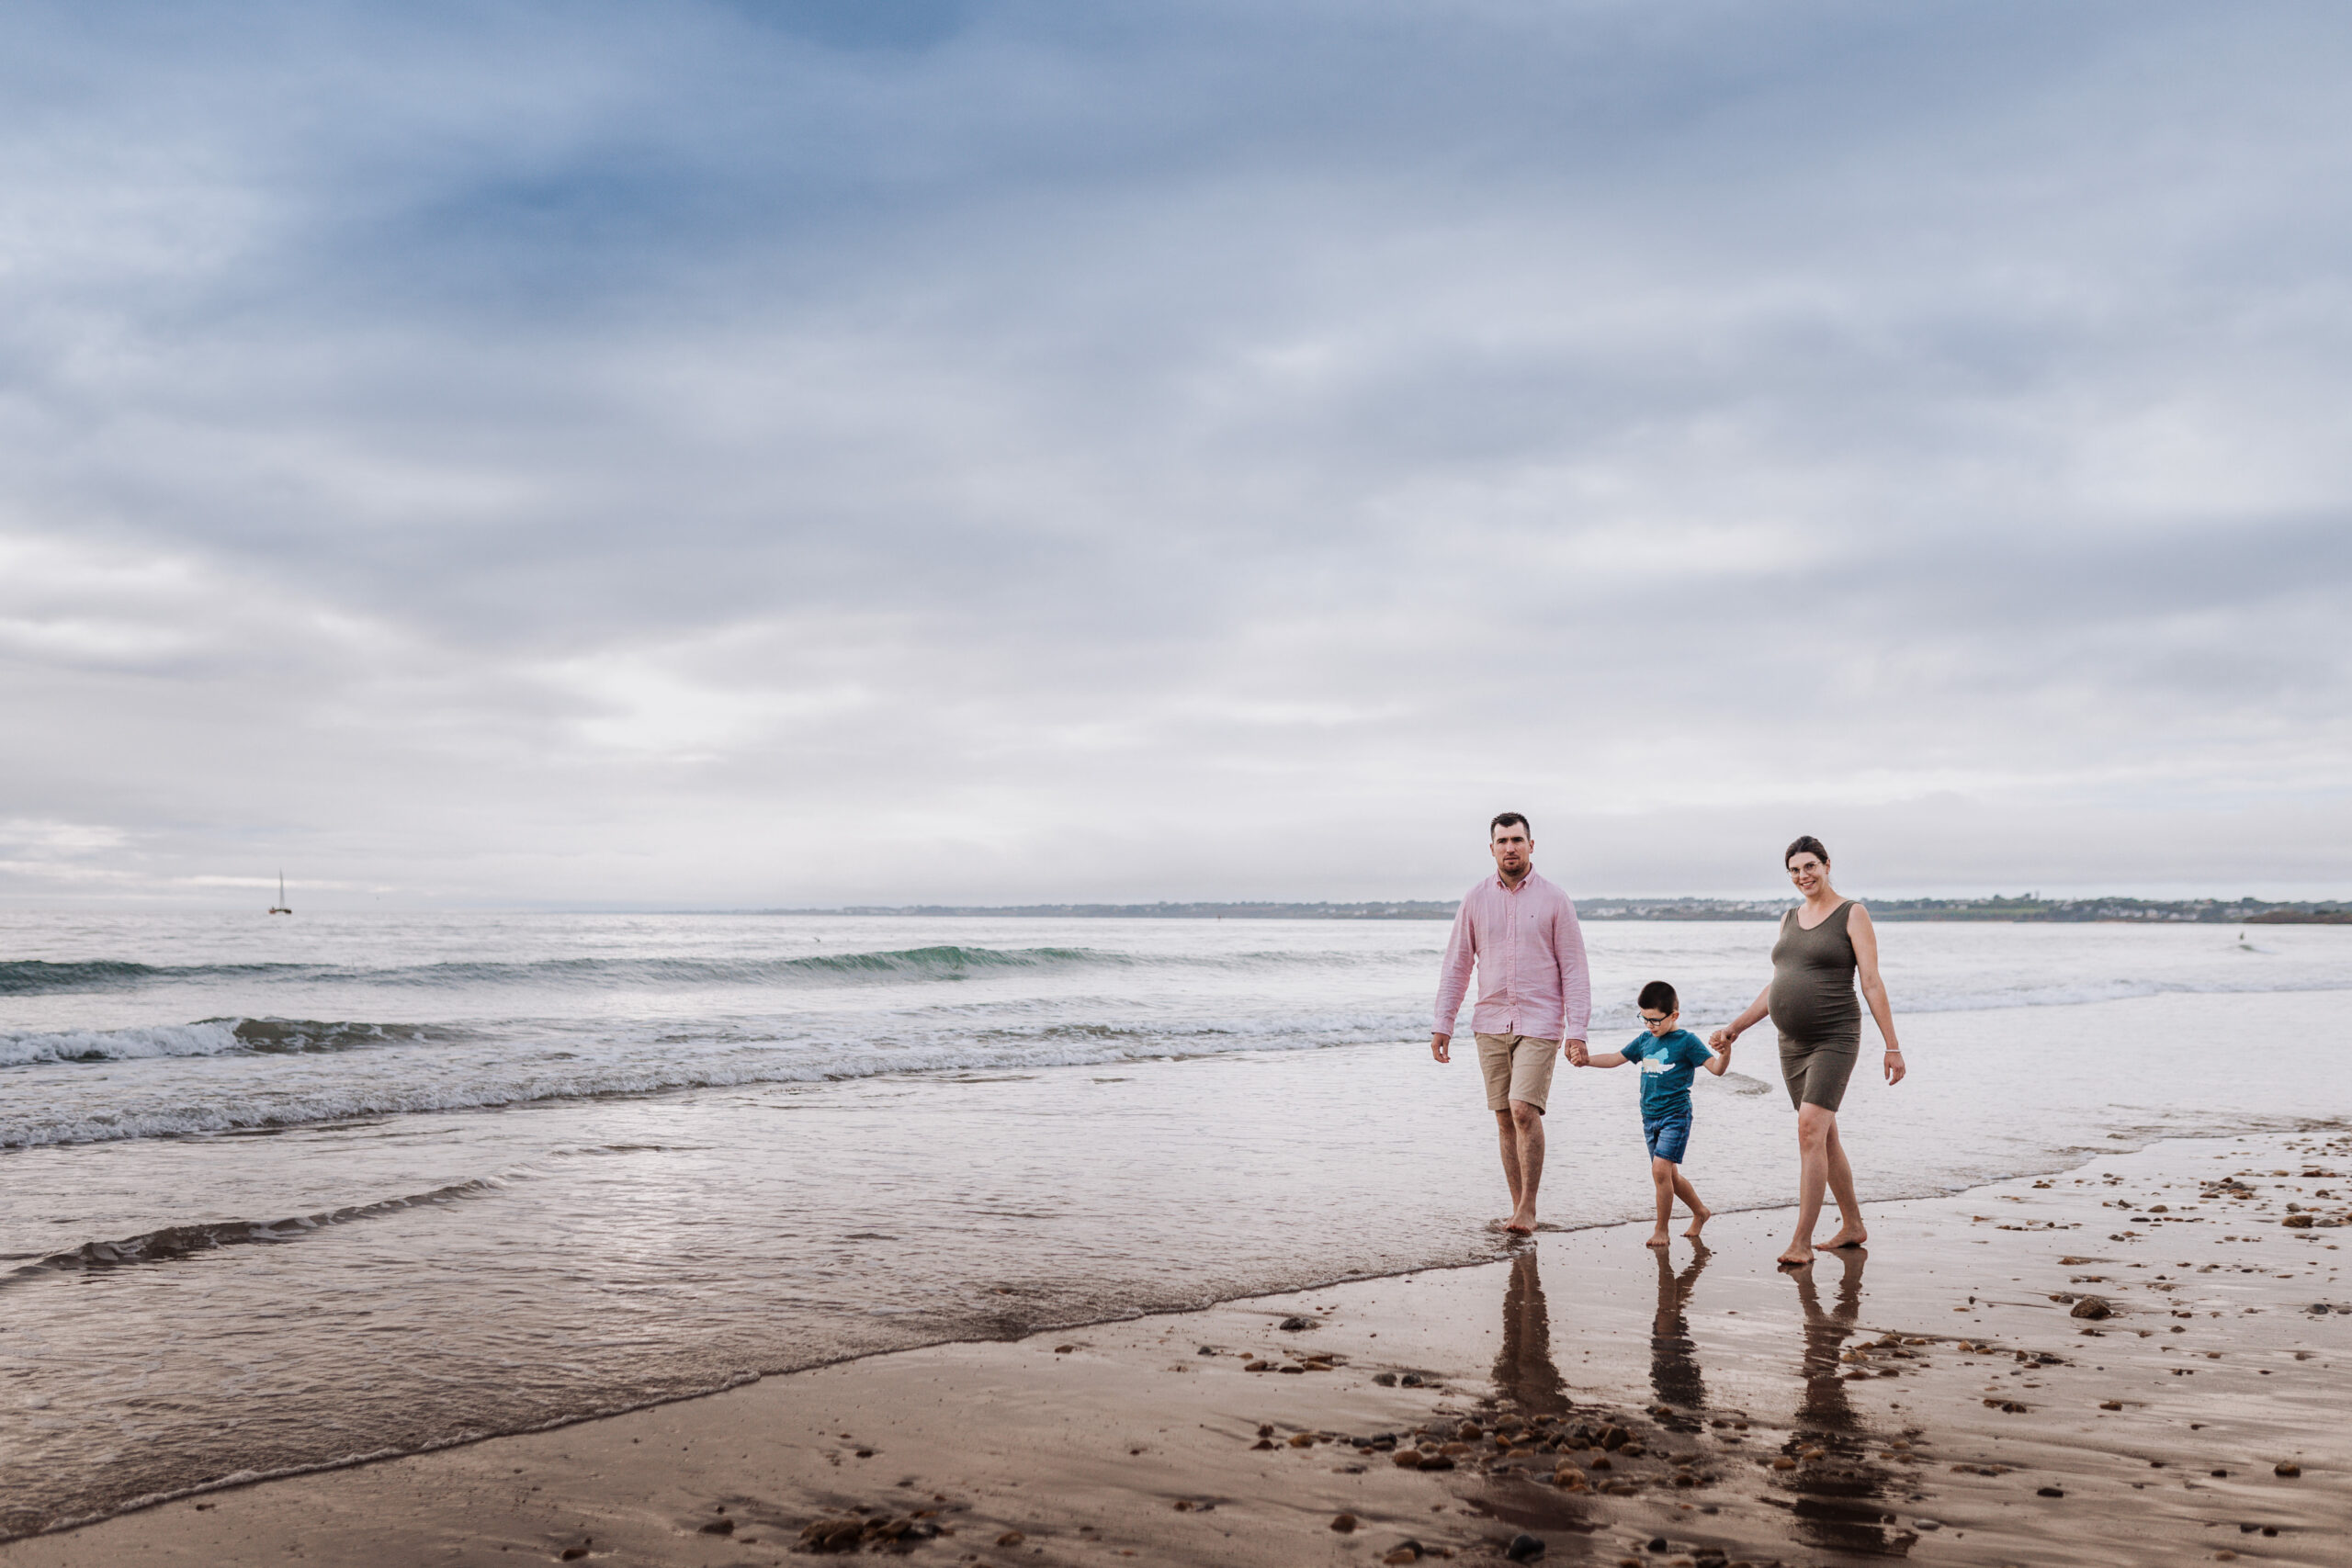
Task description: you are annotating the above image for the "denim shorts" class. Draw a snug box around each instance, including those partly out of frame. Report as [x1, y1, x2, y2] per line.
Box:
[1643, 1111, 1693, 1165]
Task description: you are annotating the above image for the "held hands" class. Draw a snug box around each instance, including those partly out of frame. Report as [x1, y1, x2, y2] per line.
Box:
[1707, 1025, 1740, 1051]
[1430, 1032, 1451, 1064]
[1563, 1039, 1589, 1067]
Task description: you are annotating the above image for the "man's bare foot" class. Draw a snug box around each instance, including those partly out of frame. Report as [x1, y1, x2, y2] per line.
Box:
[1815, 1224, 1868, 1250]
[1505, 1211, 1536, 1235]
[1777, 1243, 1815, 1268]
[1645, 1228, 1671, 1248]
[1683, 1203, 1711, 1238]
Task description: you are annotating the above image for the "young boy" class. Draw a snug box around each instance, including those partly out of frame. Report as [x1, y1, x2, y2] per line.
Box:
[1579, 980, 1730, 1247]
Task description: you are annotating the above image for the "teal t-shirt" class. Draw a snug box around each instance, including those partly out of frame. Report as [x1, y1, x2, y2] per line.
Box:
[1623, 1029, 1713, 1119]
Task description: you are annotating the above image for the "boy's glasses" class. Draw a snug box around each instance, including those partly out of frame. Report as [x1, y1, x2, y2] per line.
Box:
[1639, 1012, 1673, 1027]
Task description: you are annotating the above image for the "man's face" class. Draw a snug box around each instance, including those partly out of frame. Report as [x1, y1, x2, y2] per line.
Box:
[1490, 822, 1532, 877]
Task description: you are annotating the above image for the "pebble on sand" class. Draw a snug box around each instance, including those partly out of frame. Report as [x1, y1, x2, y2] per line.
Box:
[995, 1531, 1025, 1547]
[2069, 1297, 2112, 1320]
[1331, 1513, 1358, 1532]
[2274, 1461, 2301, 1477]
[797, 1518, 865, 1553]
[1504, 1532, 1544, 1561]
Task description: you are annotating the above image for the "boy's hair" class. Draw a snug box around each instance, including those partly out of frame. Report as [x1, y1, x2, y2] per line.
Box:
[1638, 979, 1678, 1013]
[1490, 811, 1531, 839]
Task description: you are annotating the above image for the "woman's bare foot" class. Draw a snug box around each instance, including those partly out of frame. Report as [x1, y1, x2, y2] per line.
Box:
[1504, 1210, 1536, 1235]
[1815, 1224, 1868, 1250]
[1682, 1202, 1711, 1238]
[1645, 1228, 1671, 1248]
[1777, 1243, 1815, 1268]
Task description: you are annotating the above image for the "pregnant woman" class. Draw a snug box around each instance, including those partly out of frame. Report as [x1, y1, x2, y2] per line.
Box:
[1710, 836, 1905, 1268]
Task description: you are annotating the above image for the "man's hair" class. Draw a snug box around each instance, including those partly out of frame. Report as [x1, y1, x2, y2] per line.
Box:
[1784, 834, 1830, 868]
[1638, 980, 1679, 1013]
[1490, 812, 1532, 840]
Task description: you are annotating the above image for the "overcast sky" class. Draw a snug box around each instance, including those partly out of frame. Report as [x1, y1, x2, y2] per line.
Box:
[1, 1, 2347, 908]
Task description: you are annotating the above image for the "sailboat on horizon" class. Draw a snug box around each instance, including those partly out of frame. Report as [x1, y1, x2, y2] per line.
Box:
[269, 872, 292, 916]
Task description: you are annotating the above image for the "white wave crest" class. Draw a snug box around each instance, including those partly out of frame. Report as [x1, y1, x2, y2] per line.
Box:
[0, 1021, 243, 1067]
[0, 1022, 1407, 1149]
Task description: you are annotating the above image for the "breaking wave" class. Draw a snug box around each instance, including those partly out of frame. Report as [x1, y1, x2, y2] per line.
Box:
[0, 1011, 1412, 1149]
[0, 945, 1117, 996]
[0, 1018, 465, 1067]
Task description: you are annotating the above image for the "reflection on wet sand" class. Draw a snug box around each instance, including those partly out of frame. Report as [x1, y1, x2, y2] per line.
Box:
[1475, 1243, 1916, 1558]
[1650, 1243, 1711, 1418]
[1781, 1248, 1910, 1557]
[1491, 1248, 1569, 1416]
[1467, 1248, 1612, 1543]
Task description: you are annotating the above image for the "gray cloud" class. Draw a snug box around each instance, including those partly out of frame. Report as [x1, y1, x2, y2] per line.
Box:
[0, 1, 2346, 905]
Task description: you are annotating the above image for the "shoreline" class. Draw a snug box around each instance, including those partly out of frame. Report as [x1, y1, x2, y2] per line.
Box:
[6, 1128, 2347, 1566]
[22, 980, 2352, 1548]
[6, 1100, 2330, 1541]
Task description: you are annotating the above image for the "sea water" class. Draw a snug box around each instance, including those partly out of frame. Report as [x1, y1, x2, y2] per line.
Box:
[2, 912, 2347, 1535]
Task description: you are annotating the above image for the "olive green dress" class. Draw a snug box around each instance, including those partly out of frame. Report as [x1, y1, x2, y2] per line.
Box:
[1769, 900, 1862, 1110]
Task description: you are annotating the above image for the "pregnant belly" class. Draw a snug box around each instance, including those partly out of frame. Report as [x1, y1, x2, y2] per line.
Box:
[1770, 976, 1861, 1043]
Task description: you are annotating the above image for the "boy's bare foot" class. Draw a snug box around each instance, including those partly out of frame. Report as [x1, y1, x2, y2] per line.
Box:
[1645, 1228, 1671, 1248]
[1682, 1202, 1711, 1238]
[1815, 1224, 1868, 1250]
[1776, 1243, 1815, 1268]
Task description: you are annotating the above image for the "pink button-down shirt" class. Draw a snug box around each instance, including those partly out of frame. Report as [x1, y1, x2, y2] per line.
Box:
[1432, 869, 1591, 1043]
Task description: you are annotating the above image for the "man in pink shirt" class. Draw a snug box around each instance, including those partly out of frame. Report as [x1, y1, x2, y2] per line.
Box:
[1431, 812, 1592, 1235]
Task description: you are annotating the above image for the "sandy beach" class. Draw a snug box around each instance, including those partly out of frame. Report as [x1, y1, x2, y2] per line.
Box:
[7, 1126, 2344, 1568]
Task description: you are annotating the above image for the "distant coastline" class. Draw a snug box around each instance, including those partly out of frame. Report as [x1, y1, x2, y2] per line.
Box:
[757, 896, 2352, 923]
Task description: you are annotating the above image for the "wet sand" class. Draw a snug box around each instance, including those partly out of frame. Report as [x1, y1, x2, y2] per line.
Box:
[6, 1128, 2346, 1568]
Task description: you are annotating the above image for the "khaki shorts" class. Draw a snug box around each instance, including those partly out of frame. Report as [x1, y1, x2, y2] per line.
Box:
[1476, 1032, 1559, 1113]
